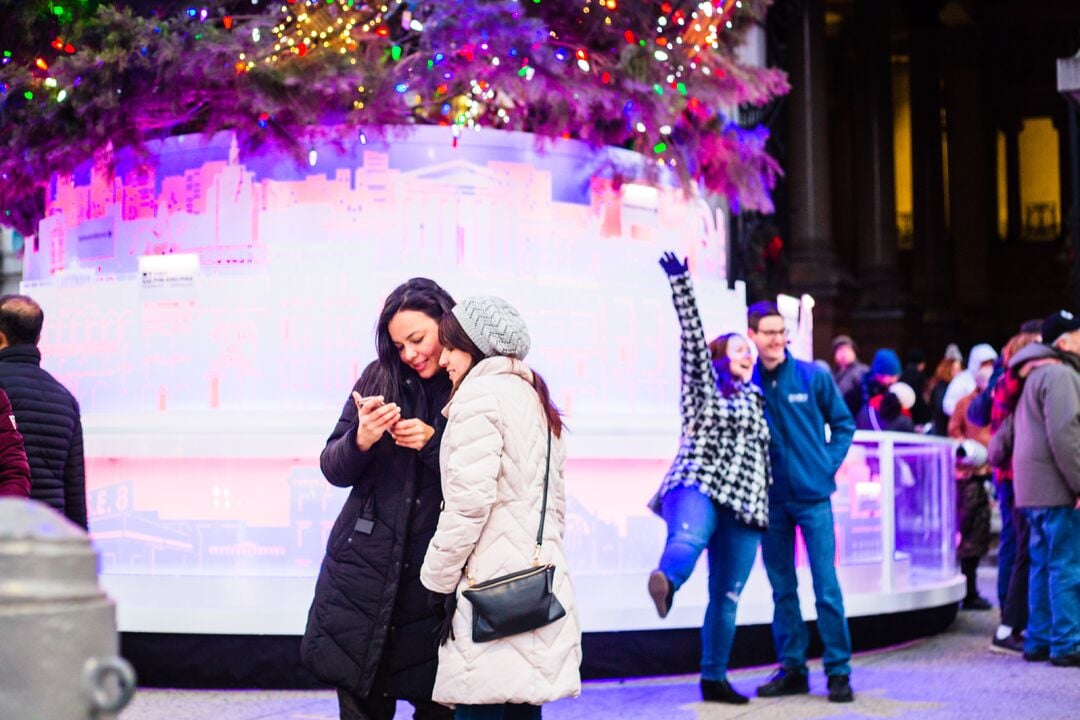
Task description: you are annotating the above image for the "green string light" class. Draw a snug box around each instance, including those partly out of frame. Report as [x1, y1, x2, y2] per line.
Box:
[391, 46, 401, 61]
[653, 142, 667, 153]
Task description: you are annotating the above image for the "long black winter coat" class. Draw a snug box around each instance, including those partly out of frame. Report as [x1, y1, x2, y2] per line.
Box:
[301, 366, 451, 700]
[0, 345, 85, 528]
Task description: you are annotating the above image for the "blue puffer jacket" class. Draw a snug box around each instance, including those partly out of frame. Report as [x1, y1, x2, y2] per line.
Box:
[0, 345, 86, 528]
[752, 351, 855, 503]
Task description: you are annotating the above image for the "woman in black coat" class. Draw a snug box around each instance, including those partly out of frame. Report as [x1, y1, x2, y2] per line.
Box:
[302, 278, 456, 720]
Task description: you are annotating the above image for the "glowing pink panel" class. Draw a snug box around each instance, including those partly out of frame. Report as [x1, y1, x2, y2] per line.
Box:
[29, 127, 749, 634]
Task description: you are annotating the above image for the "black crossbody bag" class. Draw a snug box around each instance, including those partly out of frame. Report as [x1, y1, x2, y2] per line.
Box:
[461, 430, 567, 642]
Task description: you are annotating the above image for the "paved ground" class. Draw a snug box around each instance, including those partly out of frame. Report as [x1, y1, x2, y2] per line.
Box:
[119, 570, 1079, 720]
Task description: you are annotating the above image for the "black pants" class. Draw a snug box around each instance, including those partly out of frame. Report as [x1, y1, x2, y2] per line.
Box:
[337, 688, 454, 720]
[957, 475, 992, 560]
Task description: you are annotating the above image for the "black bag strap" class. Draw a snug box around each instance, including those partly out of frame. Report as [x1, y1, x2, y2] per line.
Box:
[465, 427, 553, 584]
[532, 429, 553, 564]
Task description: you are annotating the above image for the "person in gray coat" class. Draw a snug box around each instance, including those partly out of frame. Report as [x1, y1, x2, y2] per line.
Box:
[1000, 310, 1080, 667]
[831, 336, 868, 418]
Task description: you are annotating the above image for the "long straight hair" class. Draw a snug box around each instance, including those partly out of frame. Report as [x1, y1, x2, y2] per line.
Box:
[357, 278, 455, 403]
[439, 312, 564, 438]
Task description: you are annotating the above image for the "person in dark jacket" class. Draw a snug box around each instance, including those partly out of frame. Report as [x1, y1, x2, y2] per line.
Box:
[301, 278, 456, 720]
[984, 331, 1041, 653]
[0, 386, 31, 497]
[0, 295, 85, 527]
[831, 335, 867, 418]
[749, 303, 857, 704]
[926, 355, 962, 436]
[1000, 311, 1080, 667]
[854, 349, 913, 432]
[900, 349, 931, 427]
[965, 322, 1041, 429]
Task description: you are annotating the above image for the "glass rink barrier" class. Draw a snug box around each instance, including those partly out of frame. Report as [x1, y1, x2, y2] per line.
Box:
[625, 431, 966, 631]
[834, 432, 962, 604]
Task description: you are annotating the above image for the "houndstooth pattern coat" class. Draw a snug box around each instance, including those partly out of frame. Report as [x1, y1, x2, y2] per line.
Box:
[652, 272, 772, 529]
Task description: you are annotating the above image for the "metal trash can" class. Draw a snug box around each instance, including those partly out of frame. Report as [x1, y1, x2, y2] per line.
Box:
[0, 498, 135, 719]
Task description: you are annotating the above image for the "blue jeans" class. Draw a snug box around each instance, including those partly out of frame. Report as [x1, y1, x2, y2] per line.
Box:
[761, 498, 852, 677]
[1024, 506, 1080, 659]
[658, 486, 763, 680]
[995, 477, 1016, 610]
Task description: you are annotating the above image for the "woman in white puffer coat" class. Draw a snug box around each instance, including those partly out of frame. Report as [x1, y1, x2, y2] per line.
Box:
[420, 295, 581, 720]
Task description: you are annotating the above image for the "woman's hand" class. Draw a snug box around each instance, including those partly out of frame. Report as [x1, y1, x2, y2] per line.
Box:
[391, 418, 436, 451]
[352, 392, 401, 452]
[659, 251, 688, 277]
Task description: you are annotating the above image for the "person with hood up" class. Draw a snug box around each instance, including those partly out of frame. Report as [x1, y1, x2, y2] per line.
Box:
[942, 344, 998, 418]
[994, 310, 1080, 667]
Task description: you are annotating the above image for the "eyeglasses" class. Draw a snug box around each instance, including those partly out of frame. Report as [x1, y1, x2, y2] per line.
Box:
[755, 329, 787, 338]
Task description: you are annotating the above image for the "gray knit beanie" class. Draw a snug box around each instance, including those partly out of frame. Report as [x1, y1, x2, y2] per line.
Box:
[452, 296, 531, 359]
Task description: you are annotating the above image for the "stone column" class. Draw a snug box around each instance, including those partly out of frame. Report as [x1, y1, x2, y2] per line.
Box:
[1004, 117, 1022, 242]
[908, 0, 951, 324]
[853, 0, 900, 311]
[944, 25, 991, 310]
[785, 0, 845, 357]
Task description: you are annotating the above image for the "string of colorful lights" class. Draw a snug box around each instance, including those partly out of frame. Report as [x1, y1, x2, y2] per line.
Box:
[0, 1, 787, 236]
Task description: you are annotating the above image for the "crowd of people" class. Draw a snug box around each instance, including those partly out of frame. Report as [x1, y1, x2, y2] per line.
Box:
[291, 258, 1080, 717]
[2, 256, 1077, 718]
[824, 314, 1080, 668]
[642, 256, 1080, 709]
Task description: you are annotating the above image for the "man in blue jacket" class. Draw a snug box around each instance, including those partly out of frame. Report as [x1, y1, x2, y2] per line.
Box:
[748, 301, 856, 703]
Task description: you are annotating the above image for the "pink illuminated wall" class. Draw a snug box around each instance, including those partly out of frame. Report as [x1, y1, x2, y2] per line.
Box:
[22, 127, 751, 633]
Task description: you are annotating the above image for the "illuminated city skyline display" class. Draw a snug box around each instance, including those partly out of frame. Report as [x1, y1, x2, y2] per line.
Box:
[26, 126, 747, 633]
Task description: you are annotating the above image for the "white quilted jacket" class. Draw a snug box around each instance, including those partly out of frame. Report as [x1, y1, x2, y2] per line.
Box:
[420, 356, 582, 705]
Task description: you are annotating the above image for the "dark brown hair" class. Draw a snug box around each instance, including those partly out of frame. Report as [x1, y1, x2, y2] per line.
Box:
[439, 312, 564, 438]
[358, 278, 455, 403]
[438, 312, 488, 386]
[747, 300, 782, 332]
[708, 333, 748, 398]
[925, 356, 961, 398]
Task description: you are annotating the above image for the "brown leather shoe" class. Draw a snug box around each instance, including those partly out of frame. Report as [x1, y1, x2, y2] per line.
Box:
[648, 570, 673, 619]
